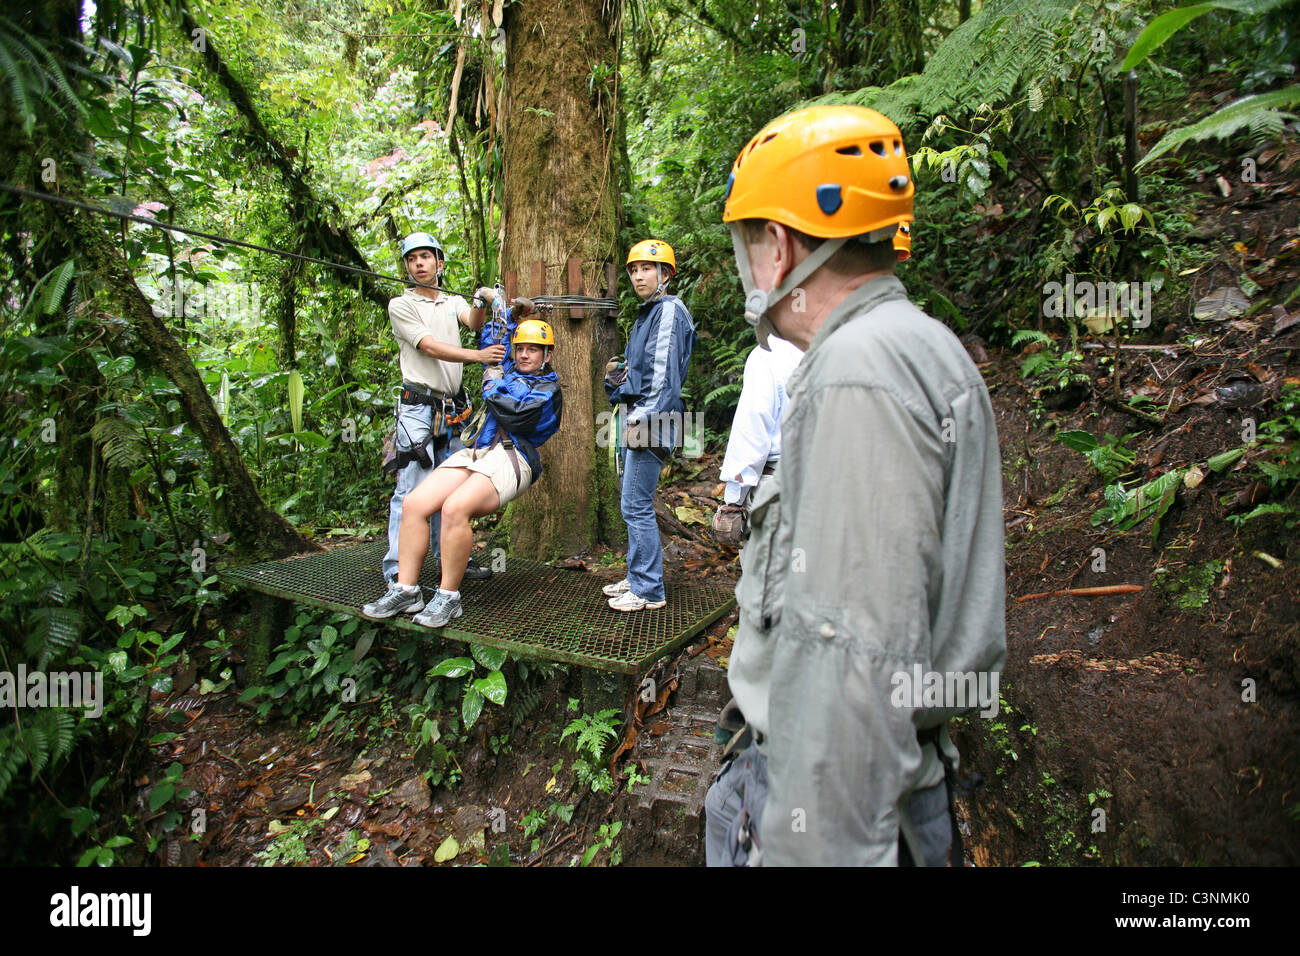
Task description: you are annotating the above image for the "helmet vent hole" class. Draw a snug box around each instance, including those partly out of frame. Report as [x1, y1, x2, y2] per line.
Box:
[894, 139, 902, 154]
[761, 133, 778, 145]
[836, 145, 862, 156]
[889, 174, 910, 191]
[869, 141, 887, 157]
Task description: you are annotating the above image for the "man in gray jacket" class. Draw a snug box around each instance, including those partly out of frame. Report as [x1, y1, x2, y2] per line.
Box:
[704, 106, 1006, 866]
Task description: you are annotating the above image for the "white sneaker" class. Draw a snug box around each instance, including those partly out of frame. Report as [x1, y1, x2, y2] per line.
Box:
[601, 577, 632, 598]
[608, 590, 666, 612]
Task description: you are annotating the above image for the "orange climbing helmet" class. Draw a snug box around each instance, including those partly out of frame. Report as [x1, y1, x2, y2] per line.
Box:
[626, 239, 676, 275]
[894, 221, 912, 261]
[512, 319, 556, 348]
[722, 105, 913, 241]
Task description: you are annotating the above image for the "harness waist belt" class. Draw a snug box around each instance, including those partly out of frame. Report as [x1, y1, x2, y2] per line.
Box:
[400, 382, 448, 406]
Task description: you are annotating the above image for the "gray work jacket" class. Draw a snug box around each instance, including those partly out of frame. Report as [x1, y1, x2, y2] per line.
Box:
[727, 275, 1007, 866]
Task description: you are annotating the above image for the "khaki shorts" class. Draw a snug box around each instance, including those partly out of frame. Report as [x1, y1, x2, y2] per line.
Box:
[440, 444, 533, 507]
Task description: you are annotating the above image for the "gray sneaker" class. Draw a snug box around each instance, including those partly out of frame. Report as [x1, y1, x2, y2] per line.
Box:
[361, 584, 424, 619]
[413, 590, 463, 628]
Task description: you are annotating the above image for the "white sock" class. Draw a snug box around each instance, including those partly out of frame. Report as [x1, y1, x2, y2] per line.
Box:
[397, 583, 418, 593]
[438, 588, 460, 600]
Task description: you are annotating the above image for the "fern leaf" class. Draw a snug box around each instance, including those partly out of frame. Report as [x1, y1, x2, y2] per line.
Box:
[24, 724, 50, 777]
[28, 606, 84, 667]
[0, 729, 25, 800]
[0, 32, 37, 134]
[40, 260, 76, 316]
[1011, 329, 1052, 347]
[51, 711, 75, 764]
[818, 0, 1076, 128]
[91, 417, 147, 471]
[1138, 86, 1300, 167]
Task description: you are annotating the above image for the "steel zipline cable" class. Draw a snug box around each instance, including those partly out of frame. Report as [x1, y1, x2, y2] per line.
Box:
[0, 182, 619, 312]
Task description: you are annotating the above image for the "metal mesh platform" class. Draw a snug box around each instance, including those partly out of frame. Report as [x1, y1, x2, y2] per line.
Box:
[222, 541, 736, 675]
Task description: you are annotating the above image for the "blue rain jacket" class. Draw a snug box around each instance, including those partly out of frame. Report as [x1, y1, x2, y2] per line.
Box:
[605, 294, 697, 450]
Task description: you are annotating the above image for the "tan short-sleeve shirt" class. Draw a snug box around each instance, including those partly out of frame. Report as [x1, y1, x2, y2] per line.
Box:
[388, 288, 471, 394]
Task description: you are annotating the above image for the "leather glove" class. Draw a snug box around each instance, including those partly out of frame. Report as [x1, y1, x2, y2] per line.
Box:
[605, 358, 627, 387]
[712, 504, 747, 545]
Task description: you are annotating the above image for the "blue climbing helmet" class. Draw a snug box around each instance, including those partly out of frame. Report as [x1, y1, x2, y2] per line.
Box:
[400, 232, 444, 259]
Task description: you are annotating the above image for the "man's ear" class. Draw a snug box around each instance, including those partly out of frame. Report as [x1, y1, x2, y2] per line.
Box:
[766, 222, 799, 289]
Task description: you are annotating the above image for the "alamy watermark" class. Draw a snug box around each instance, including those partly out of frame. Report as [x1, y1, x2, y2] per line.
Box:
[50, 886, 151, 935]
[889, 665, 1000, 718]
[1042, 273, 1152, 329]
[142, 278, 262, 321]
[0, 665, 103, 718]
[594, 409, 705, 459]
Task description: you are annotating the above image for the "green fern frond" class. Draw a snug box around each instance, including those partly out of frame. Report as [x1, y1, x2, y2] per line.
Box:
[91, 416, 148, 472]
[28, 606, 84, 667]
[818, 0, 1076, 127]
[1011, 329, 1053, 347]
[24, 724, 49, 777]
[0, 33, 37, 134]
[51, 711, 76, 765]
[18, 260, 77, 322]
[0, 729, 25, 800]
[703, 382, 742, 407]
[22, 528, 59, 562]
[1138, 86, 1300, 167]
[0, 16, 85, 134]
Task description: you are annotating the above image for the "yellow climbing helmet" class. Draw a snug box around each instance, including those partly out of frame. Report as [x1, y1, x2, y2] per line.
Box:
[626, 239, 676, 275]
[894, 221, 912, 261]
[722, 105, 913, 240]
[512, 319, 556, 348]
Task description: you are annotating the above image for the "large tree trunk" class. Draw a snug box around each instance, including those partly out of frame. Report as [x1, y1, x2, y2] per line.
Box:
[499, 0, 624, 559]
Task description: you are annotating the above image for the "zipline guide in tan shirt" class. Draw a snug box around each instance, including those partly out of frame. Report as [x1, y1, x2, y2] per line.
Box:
[727, 275, 1007, 866]
[388, 287, 471, 395]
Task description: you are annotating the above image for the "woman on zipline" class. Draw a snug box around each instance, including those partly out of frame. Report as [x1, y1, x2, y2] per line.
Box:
[362, 310, 563, 627]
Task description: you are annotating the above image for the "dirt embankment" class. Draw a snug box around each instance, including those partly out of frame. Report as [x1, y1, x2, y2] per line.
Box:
[957, 154, 1300, 865]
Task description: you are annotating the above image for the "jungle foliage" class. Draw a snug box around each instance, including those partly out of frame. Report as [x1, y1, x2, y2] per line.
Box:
[1, 0, 1297, 863]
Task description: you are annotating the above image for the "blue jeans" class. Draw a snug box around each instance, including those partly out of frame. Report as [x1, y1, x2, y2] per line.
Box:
[383, 399, 463, 584]
[620, 447, 665, 602]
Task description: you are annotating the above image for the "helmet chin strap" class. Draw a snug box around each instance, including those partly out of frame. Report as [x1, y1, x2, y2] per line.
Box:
[653, 263, 670, 299]
[729, 225, 846, 349]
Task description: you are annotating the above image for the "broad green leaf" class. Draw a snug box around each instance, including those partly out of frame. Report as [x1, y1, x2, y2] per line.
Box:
[149, 782, 174, 811]
[429, 656, 474, 678]
[282, 430, 330, 448]
[462, 686, 485, 729]
[473, 670, 508, 706]
[352, 631, 375, 666]
[1121, 1, 1290, 71]
[217, 371, 230, 426]
[470, 643, 508, 671]
[1118, 204, 1145, 232]
[1056, 430, 1100, 453]
[1208, 448, 1246, 472]
[288, 370, 305, 435]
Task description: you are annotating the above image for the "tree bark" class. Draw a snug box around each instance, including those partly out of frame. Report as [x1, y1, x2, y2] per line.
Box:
[498, 0, 624, 559]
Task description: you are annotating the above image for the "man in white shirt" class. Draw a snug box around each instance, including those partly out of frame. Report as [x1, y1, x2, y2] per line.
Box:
[382, 232, 503, 586]
[711, 335, 802, 544]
